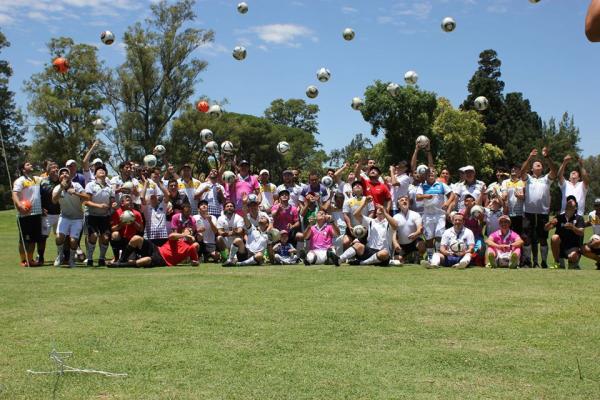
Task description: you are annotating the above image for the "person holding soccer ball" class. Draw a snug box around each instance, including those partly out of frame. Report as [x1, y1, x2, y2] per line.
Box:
[485, 215, 524, 268]
[421, 213, 475, 269]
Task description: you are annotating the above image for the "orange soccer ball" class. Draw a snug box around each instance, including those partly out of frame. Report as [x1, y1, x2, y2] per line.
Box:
[21, 199, 32, 213]
[52, 57, 69, 74]
[196, 100, 209, 113]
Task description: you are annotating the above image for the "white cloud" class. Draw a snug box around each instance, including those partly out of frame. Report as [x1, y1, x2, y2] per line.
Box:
[342, 6, 357, 14]
[196, 42, 229, 57]
[392, 2, 432, 19]
[26, 59, 44, 66]
[247, 24, 316, 47]
[0, 13, 13, 25]
[377, 16, 394, 25]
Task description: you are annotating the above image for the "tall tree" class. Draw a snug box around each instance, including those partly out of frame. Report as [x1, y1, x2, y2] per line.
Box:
[264, 99, 320, 135]
[0, 30, 27, 209]
[24, 37, 104, 164]
[101, 0, 214, 162]
[361, 80, 437, 166]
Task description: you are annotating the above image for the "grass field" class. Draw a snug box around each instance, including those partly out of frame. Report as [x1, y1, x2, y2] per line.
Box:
[1, 210, 600, 399]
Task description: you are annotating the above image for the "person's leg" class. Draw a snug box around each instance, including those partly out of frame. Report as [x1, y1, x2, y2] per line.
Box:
[110, 231, 123, 262]
[98, 231, 110, 265]
[538, 214, 550, 268]
[360, 249, 389, 265]
[567, 248, 581, 269]
[509, 248, 521, 269]
[550, 234, 561, 268]
[486, 247, 498, 268]
[457, 253, 472, 269]
[54, 232, 66, 266]
[224, 237, 245, 266]
[87, 230, 98, 266]
[339, 242, 362, 263]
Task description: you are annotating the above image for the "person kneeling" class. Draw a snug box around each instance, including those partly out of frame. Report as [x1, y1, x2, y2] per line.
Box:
[545, 195, 585, 269]
[108, 228, 199, 268]
[421, 213, 475, 269]
[222, 214, 270, 267]
[485, 215, 523, 268]
[339, 204, 392, 266]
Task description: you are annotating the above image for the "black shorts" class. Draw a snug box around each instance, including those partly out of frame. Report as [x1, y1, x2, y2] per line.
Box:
[357, 246, 389, 266]
[559, 244, 581, 259]
[150, 238, 168, 247]
[86, 215, 111, 236]
[523, 213, 549, 243]
[400, 239, 422, 255]
[140, 239, 167, 267]
[236, 250, 252, 262]
[509, 215, 523, 235]
[18, 214, 42, 243]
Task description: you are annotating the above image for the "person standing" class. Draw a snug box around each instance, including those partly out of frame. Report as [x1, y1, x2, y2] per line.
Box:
[557, 155, 589, 216]
[39, 162, 61, 265]
[83, 165, 114, 266]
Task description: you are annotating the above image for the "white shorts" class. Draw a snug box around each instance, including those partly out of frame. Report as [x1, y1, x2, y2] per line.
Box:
[42, 214, 60, 236]
[423, 214, 446, 240]
[57, 217, 84, 239]
[307, 249, 328, 264]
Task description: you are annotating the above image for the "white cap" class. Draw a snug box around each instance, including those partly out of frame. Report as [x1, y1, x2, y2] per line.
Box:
[463, 165, 475, 172]
[259, 169, 269, 175]
[92, 158, 103, 165]
[66, 159, 76, 166]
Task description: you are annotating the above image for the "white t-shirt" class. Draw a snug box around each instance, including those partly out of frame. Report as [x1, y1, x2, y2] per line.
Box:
[13, 175, 43, 216]
[501, 179, 525, 217]
[330, 208, 347, 233]
[391, 174, 413, 210]
[454, 180, 486, 210]
[194, 214, 217, 244]
[110, 175, 140, 205]
[588, 210, 600, 236]
[523, 173, 553, 215]
[53, 182, 85, 219]
[178, 177, 201, 214]
[245, 224, 269, 254]
[362, 216, 391, 251]
[441, 227, 475, 254]
[393, 210, 422, 245]
[217, 213, 244, 234]
[85, 180, 113, 217]
[560, 180, 588, 216]
[408, 184, 424, 214]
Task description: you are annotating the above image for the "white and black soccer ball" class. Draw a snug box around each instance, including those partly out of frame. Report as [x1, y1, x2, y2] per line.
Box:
[474, 96, 489, 111]
[119, 209, 136, 224]
[352, 224, 367, 239]
[233, 46, 247, 61]
[441, 17, 456, 32]
[237, 2, 249, 13]
[204, 141, 219, 155]
[387, 82, 400, 97]
[267, 228, 281, 243]
[277, 141, 290, 155]
[121, 181, 134, 193]
[497, 252, 511, 268]
[404, 70, 419, 85]
[351, 97, 364, 110]
[343, 28, 355, 41]
[317, 67, 331, 83]
[416, 135, 430, 149]
[306, 85, 319, 99]
[221, 140, 235, 155]
[470, 205, 485, 218]
[154, 144, 166, 156]
[222, 170, 236, 184]
[321, 175, 334, 188]
[143, 154, 157, 168]
[100, 30, 115, 45]
[92, 118, 106, 131]
[416, 164, 429, 177]
[529, 0, 540, 3]
[247, 193, 258, 203]
[449, 240, 466, 254]
[200, 129, 214, 143]
[208, 104, 223, 117]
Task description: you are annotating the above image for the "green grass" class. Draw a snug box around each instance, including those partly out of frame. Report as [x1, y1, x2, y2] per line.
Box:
[1, 210, 600, 399]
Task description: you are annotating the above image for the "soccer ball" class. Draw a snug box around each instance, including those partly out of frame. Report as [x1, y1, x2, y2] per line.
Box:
[416, 135, 430, 149]
[317, 67, 331, 82]
[387, 82, 400, 96]
[208, 104, 223, 117]
[120, 210, 136, 224]
[306, 85, 319, 99]
[154, 144, 166, 156]
[449, 240, 466, 254]
[343, 28, 355, 41]
[529, 0, 540, 3]
[100, 30, 115, 45]
[221, 141, 235, 155]
[247, 193, 258, 203]
[222, 170, 236, 184]
[441, 17, 456, 32]
[143, 154, 157, 168]
[200, 129, 214, 143]
[416, 164, 429, 177]
[92, 118, 106, 131]
[321, 176, 334, 188]
[121, 181, 134, 193]
[21, 199, 32, 213]
[474, 96, 489, 111]
[233, 46, 247, 61]
[237, 2, 248, 13]
[204, 141, 219, 155]
[351, 97, 364, 110]
[52, 57, 69, 74]
[590, 234, 600, 243]
[352, 224, 367, 239]
[470, 205, 485, 218]
[267, 228, 281, 243]
[404, 70, 418, 85]
[497, 252, 511, 268]
[277, 141, 290, 155]
[196, 100, 209, 113]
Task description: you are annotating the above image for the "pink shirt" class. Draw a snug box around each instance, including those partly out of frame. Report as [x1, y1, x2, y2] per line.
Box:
[309, 224, 335, 250]
[170, 212, 197, 234]
[488, 229, 521, 246]
[271, 203, 299, 231]
[229, 175, 259, 211]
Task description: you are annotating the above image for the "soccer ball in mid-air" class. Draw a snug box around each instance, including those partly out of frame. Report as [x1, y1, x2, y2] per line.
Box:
[200, 129, 213, 143]
[416, 135, 430, 149]
[143, 155, 157, 168]
[92, 118, 106, 131]
[277, 141, 290, 155]
[470, 205, 485, 218]
[343, 28, 355, 41]
[154, 145, 166, 156]
[351, 97, 364, 110]
[120, 210, 136, 224]
[474, 96, 489, 111]
[306, 85, 319, 99]
[387, 82, 400, 96]
[317, 67, 331, 82]
[404, 70, 418, 85]
[237, 2, 248, 13]
[196, 100, 209, 113]
[352, 224, 367, 239]
[222, 170, 236, 184]
[441, 17, 456, 32]
[204, 141, 219, 155]
[100, 30, 115, 45]
[208, 104, 223, 117]
[529, 0, 540, 3]
[52, 57, 69, 74]
[221, 141, 235, 155]
[449, 240, 466, 254]
[416, 164, 429, 177]
[321, 176, 334, 188]
[233, 46, 247, 61]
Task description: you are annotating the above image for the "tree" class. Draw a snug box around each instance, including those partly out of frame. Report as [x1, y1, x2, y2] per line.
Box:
[361, 80, 437, 166]
[264, 99, 319, 135]
[0, 30, 27, 209]
[24, 37, 105, 164]
[329, 133, 373, 168]
[101, 0, 214, 163]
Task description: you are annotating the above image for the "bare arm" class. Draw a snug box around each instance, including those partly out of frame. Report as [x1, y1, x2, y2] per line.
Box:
[579, 158, 591, 187]
[543, 147, 558, 181]
[333, 163, 349, 183]
[520, 149, 537, 180]
[557, 154, 570, 186]
[379, 204, 398, 230]
[82, 140, 100, 171]
[410, 145, 419, 172]
[586, 0, 600, 42]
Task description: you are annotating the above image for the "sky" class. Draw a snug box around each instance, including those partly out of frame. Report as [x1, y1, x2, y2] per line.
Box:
[1, 0, 599, 158]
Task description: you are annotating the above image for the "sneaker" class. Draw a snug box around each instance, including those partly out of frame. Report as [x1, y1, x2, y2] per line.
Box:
[541, 261, 548, 269]
[389, 259, 402, 266]
[222, 259, 235, 267]
[298, 249, 309, 266]
[509, 253, 519, 269]
[522, 260, 532, 268]
[327, 249, 340, 267]
[53, 255, 63, 267]
[68, 258, 76, 268]
[485, 263, 493, 269]
[76, 249, 85, 262]
[348, 259, 360, 266]
[86, 259, 94, 267]
[98, 259, 106, 267]
[456, 260, 469, 269]
[420, 260, 437, 269]
[36, 256, 45, 266]
[550, 262, 560, 269]
[487, 252, 496, 268]
[533, 262, 540, 269]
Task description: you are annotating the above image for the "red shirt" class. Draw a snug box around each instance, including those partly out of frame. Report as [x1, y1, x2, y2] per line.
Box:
[158, 239, 199, 266]
[361, 177, 391, 206]
[111, 208, 143, 240]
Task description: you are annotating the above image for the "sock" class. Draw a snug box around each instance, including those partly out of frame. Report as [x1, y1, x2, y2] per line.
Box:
[460, 253, 472, 267]
[239, 256, 256, 266]
[431, 253, 441, 266]
[522, 245, 531, 262]
[340, 247, 357, 262]
[56, 244, 64, 259]
[110, 240, 122, 260]
[228, 244, 238, 261]
[359, 253, 380, 265]
[541, 245, 548, 264]
[426, 248, 434, 259]
[434, 239, 441, 252]
[99, 244, 108, 260]
[120, 245, 135, 262]
[274, 254, 282, 263]
[69, 249, 76, 264]
[87, 241, 96, 261]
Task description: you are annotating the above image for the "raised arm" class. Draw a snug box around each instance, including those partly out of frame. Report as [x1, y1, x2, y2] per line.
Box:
[520, 149, 536, 180]
[378, 203, 398, 230]
[334, 163, 349, 184]
[410, 144, 419, 172]
[82, 140, 100, 172]
[579, 158, 590, 187]
[543, 147, 558, 180]
[586, 0, 600, 42]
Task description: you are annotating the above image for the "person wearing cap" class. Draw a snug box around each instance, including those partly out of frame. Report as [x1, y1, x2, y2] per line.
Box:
[109, 194, 143, 265]
[65, 159, 86, 188]
[140, 171, 170, 247]
[177, 163, 201, 215]
[354, 161, 391, 210]
[298, 170, 329, 208]
[82, 139, 102, 185]
[545, 195, 585, 269]
[83, 164, 114, 266]
[194, 199, 220, 262]
[222, 209, 270, 267]
[51, 167, 91, 267]
[258, 169, 277, 214]
[422, 212, 475, 269]
[271, 189, 300, 240]
[520, 147, 558, 268]
[557, 154, 589, 216]
[275, 170, 301, 207]
[195, 168, 225, 219]
[272, 230, 298, 265]
[343, 181, 375, 229]
[453, 165, 486, 212]
[216, 201, 245, 259]
[501, 165, 526, 236]
[485, 215, 523, 268]
[459, 194, 486, 266]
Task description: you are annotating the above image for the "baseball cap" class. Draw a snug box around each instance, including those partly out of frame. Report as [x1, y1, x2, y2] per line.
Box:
[179, 163, 192, 172]
[463, 165, 475, 172]
[58, 167, 70, 175]
[566, 195, 578, 205]
[368, 165, 381, 173]
[259, 169, 269, 175]
[594, 198, 600, 206]
[498, 215, 511, 223]
[94, 164, 107, 174]
[239, 159, 250, 165]
[278, 188, 290, 196]
[92, 158, 103, 165]
[280, 230, 288, 236]
[351, 180, 363, 188]
[66, 159, 76, 167]
[282, 169, 293, 175]
[463, 193, 475, 200]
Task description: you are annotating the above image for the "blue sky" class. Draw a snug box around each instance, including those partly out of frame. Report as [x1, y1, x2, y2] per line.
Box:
[1, 0, 599, 158]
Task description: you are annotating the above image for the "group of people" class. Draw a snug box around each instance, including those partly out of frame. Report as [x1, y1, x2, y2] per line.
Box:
[11, 139, 600, 270]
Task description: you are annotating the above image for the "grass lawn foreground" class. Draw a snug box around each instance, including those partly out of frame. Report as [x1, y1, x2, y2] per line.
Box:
[0, 210, 599, 399]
